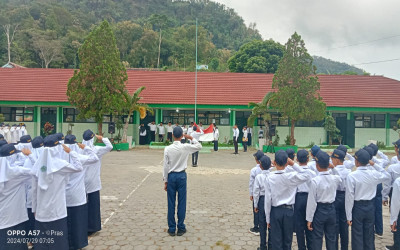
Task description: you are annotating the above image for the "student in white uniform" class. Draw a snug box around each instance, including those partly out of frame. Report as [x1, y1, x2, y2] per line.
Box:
[164, 126, 202, 236]
[306, 151, 342, 250]
[242, 126, 248, 152]
[308, 145, 320, 174]
[167, 122, 174, 142]
[31, 135, 83, 250]
[383, 140, 400, 207]
[63, 134, 99, 250]
[0, 144, 32, 250]
[148, 121, 157, 142]
[253, 155, 272, 250]
[345, 148, 390, 250]
[19, 124, 27, 139]
[0, 123, 4, 137]
[249, 150, 264, 236]
[387, 177, 400, 250]
[190, 126, 204, 167]
[9, 124, 16, 143]
[232, 125, 239, 155]
[213, 123, 219, 152]
[157, 122, 166, 142]
[4, 124, 12, 143]
[181, 125, 187, 144]
[390, 139, 400, 166]
[336, 145, 355, 170]
[15, 135, 33, 151]
[82, 129, 113, 235]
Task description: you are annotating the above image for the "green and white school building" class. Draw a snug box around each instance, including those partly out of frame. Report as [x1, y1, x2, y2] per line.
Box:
[1, 68, 400, 148]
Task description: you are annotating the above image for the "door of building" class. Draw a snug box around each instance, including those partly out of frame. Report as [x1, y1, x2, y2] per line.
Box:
[40, 107, 57, 137]
[336, 117, 355, 148]
[140, 112, 155, 144]
[236, 111, 251, 143]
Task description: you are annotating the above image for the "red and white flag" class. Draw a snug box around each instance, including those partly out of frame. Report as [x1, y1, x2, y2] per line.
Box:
[193, 122, 214, 142]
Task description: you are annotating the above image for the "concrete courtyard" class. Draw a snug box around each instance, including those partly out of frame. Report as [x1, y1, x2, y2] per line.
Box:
[84, 148, 396, 250]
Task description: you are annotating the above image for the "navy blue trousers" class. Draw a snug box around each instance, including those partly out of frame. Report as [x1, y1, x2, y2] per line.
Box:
[253, 201, 260, 229]
[257, 196, 271, 250]
[334, 191, 348, 250]
[312, 203, 336, 250]
[35, 217, 69, 250]
[27, 208, 35, 240]
[394, 212, 400, 249]
[374, 183, 383, 235]
[294, 192, 313, 250]
[270, 206, 294, 250]
[192, 152, 199, 165]
[351, 200, 375, 250]
[87, 191, 101, 233]
[167, 171, 187, 233]
[213, 140, 218, 151]
[0, 221, 28, 250]
[67, 204, 89, 250]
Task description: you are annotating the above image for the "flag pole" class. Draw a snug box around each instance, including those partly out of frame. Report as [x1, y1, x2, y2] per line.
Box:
[195, 18, 198, 123]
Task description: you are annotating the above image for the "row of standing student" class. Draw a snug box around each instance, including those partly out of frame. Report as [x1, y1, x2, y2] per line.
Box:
[0, 123, 28, 144]
[0, 130, 112, 250]
[249, 142, 400, 250]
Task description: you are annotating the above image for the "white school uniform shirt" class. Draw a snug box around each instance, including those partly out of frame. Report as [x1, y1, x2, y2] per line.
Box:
[0, 157, 31, 229]
[157, 125, 166, 135]
[19, 127, 27, 138]
[390, 155, 399, 165]
[264, 165, 313, 223]
[190, 129, 204, 142]
[331, 165, 351, 191]
[344, 153, 355, 170]
[182, 126, 187, 134]
[0, 127, 4, 137]
[372, 151, 389, 168]
[167, 125, 173, 133]
[286, 163, 317, 193]
[390, 177, 400, 225]
[148, 123, 157, 132]
[15, 127, 21, 142]
[249, 164, 262, 196]
[242, 129, 248, 139]
[253, 170, 270, 208]
[306, 172, 342, 222]
[213, 128, 219, 140]
[4, 126, 12, 142]
[307, 159, 318, 174]
[83, 137, 113, 194]
[345, 164, 390, 221]
[31, 150, 83, 222]
[233, 128, 239, 140]
[187, 126, 193, 135]
[163, 138, 202, 182]
[383, 163, 400, 201]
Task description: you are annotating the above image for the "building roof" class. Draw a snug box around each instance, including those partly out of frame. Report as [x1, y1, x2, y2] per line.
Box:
[0, 68, 399, 109]
[1, 62, 26, 69]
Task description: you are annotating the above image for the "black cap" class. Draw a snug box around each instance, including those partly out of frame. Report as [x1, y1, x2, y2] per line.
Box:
[259, 155, 271, 170]
[83, 129, 95, 141]
[32, 136, 44, 148]
[286, 148, 295, 160]
[336, 145, 348, 154]
[315, 151, 330, 168]
[44, 135, 60, 147]
[354, 148, 371, 165]
[310, 145, 321, 156]
[368, 143, 378, 156]
[296, 149, 309, 163]
[331, 149, 346, 161]
[173, 126, 183, 138]
[275, 150, 288, 166]
[0, 144, 21, 157]
[64, 135, 77, 144]
[393, 139, 400, 148]
[253, 150, 264, 161]
[0, 134, 4, 140]
[363, 146, 374, 160]
[19, 135, 32, 143]
[55, 133, 65, 141]
[0, 140, 8, 148]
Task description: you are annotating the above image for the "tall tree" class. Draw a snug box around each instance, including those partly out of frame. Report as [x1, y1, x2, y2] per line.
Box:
[323, 114, 341, 145]
[2, 24, 19, 63]
[247, 92, 274, 145]
[271, 32, 326, 145]
[32, 31, 64, 68]
[67, 20, 127, 135]
[148, 14, 172, 69]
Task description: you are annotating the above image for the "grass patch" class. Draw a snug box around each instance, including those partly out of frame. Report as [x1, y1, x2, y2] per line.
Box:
[214, 241, 231, 250]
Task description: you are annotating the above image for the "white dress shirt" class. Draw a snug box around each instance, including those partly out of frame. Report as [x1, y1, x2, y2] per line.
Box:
[148, 123, 157, 132]
[331, 165, 351, 191]
[345, 165, 390, 221]
[249, 164, 262, 196]
[253, 170, 270, 208]
[233, 128, 239, 140]
[344, 153, 355, 170]
[373, 151, 389, 168]
[163, 139, 202, 182]
[242, 130, 248, 140]
[307, 159, 318, 174]
[157, 125, 166, 135]
[264, 165, 313, 223]
[383, 163, 400, 201]
[167, 125, 173, 133]
[306, 172, 342, 222]
[190, 130, 204, 141]
[390, 155, 399, 165]
[213, 128, 219, 140]
[390, 177, 400, 225]
[286, 163, 316, 193]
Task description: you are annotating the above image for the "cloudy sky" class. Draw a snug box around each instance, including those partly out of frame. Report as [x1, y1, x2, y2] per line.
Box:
[214, 0, 400, 80]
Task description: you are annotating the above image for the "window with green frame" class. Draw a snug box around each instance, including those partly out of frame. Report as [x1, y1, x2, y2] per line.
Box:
[257, 113, 289, 127]
[390, 114, 400, 128]
[0, 107, 34, 122]
[354, 113, 385, 128]
[63, 108, 133, 123]
[197, 111, 230, 125]
[162, 110, 195, 125]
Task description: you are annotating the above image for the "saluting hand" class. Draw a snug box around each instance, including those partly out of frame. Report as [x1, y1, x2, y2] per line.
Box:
[369, 160, 375, 166]
[21, 148, 31, 156]
[307, 222, 313, 231]
[95, 134, 103, 141]
[287, 158, 294, 166]
[62, 144, 71, 153]
[392, 222, 397, 232]
[78, 143, 85, 150]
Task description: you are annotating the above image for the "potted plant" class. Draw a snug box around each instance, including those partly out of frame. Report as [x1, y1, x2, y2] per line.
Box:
[42, 122, 55, 137]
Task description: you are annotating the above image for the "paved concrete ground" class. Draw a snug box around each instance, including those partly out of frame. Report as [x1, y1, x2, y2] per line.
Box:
[84, 148, 396, 250]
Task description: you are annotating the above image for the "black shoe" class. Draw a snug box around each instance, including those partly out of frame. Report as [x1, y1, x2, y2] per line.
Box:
[375, 233, 383, 238]
[249, 227, 260, 236]
[386, 246, 395, 250]
[168, 230, 175, 236]
[177, 229, 186, 236]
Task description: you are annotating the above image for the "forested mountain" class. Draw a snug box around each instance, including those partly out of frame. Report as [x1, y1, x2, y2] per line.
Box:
[0, 0, 261, 70]
[312, 56, 367, 75]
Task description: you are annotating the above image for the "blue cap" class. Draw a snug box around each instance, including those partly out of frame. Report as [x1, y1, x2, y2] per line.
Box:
[173, 126, 183, 138]
[55, 133, 65, 141]
[393, 139, 400, 148]
[0, 144, 21, 157]
[315, 151, 330, 168]
[193, 126, 197, 132]
[32, 136, 44, 148]
[253, 150, 264, 161]
[368, 143, 378, 156]
[19, 135, 32, 143]
[44, 135, 60, 148]
[331, 149, 346, 161]
[310, 145, 320, 156]
[354, 148, 371, 165]
[0, 140, 8, 148]
[336, 145, 348, 154]
[0, 134, 4, 140]
[275, 150, 288, 166]
[362, 146, 374, 160]
[286, 148, 295, 160]
[83, 129, 95, 141]
[259, 155, 271, 170]
[64, 135, 77, 144]
[296, 149, 309, 163]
